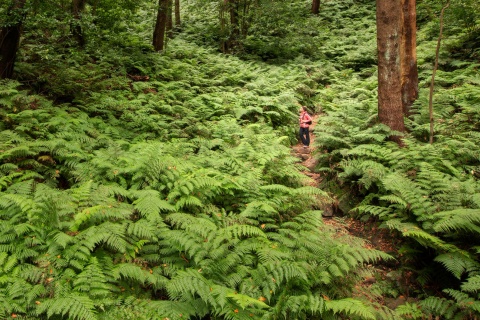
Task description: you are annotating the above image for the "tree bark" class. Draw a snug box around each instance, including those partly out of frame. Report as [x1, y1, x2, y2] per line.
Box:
[153, 0, 169, 51]
[229, 0, 240, 46]
[0, 0, 27, 79]
[72, 0, 87, 47]
[166, 0, 173, 38]
[174, 0, 181, 26]
[311, 0, 320, 15]
[400, 0, 418, 116]
[376, 0, 406, 144]
[429, 1, 450, 144]
[220, 0, 228, 53]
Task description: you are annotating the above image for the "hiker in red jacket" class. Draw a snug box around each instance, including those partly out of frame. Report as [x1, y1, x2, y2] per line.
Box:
[299, 106, 312, 148]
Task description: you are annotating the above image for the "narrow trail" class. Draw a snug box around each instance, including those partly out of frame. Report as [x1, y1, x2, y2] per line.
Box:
[291, 114, 406, 308]
[291, 113, 395, 252]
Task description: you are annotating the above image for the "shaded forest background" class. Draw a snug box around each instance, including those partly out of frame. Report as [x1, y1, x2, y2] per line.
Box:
[0, 0, 480, 319]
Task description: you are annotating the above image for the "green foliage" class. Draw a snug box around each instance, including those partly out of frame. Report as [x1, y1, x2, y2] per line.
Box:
[2, 0, 479, 317]
[0, 12, 391, 317]
[307, 2, 480, 317]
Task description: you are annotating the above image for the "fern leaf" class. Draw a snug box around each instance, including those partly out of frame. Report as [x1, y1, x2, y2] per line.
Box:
[325, 298, 375, 320]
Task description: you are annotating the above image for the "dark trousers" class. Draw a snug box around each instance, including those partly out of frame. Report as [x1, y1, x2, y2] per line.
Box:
[299, 127, 310, 146]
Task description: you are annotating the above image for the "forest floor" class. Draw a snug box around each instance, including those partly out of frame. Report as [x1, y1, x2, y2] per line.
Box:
[292, 114, 410, 309]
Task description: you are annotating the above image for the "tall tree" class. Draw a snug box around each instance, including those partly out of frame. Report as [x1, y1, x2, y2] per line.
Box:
[166, 0, 173, 39]
[219, 0, 253, 53]
[376, 0, 406, 143]
[0, 0, 27, 79]
[153, 0, 169, 51]
[174, 0, 180, 26]
[71, 0, 87, 47]
[400, 0, 419, 116]
[311, 0, 320, 15]
[220, 0, 229, 53]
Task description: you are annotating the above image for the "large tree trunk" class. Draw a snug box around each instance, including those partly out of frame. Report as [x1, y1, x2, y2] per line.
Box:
[72, 0, 87, 47]
[153, 0, 169, 51]
[166, 0, 173, 38]
[311, 0, 320, 15]
[400, 0, 418, 116]
[174, 0, 181, 26]
[376, 0, 406, 144]
[0, 0, 27, 79]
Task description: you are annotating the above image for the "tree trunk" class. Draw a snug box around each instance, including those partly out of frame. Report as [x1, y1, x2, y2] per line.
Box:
[229, 0, 240, 47]
[174, 0, 181, 26]
[0, 0, 27, 79]
[72, 0, 87, 47]
[166, 0, 173, 38]
[153, 0, 169, 51]
[220, 0, 229, 53]
[400, 0, 418, 116]
[429, 1, 450, 144]
[376, 0, 406, 144]
[311, 0, 320, 15]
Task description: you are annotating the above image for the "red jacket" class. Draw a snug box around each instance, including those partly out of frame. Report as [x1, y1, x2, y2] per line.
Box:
[299, 111, 312, 128]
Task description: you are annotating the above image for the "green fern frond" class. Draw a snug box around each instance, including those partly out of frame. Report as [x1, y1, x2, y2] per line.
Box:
[433, 209, 480, 234]
[461, 275, 480, 293]
[174, 195, 204, 210]
[133, 190, 175, 219]
[37, 293, 97, 320]
[384, 220, 459, 252]
[73, 257, 110, 297]
[113, 263, 148, 284]
[325, 298, 375, 320]
[166, 212, 217, 237]
[434, 252, 478, 279]
[226, 291, 270, 309]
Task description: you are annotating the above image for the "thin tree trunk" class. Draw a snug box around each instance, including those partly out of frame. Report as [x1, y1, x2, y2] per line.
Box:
[311, 0, 320, 15]
[376, 0, 406, 144]
[72, 0, 87, 47]
[166, 0, 173, 39]
[241, 0, 249, 37]
[0, 0, 27, 79]
[429, 1, 450, 144]
[153, 0, 169, 51]
[229, 0, 239, 48]
[220, 0, 228, 53]
[400, 0, 418, 117]
[174, 0, 181, 26]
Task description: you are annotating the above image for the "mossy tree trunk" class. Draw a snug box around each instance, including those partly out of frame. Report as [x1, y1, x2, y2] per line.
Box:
[167, 0, 173, 38]
[153, 0, 169, 51]
[376, 0, 406, 144]
[0, 0, 27, 79]
[400, 0, 419, 117]
[229, 0, 240, 49]
[175, 0, 181, 26]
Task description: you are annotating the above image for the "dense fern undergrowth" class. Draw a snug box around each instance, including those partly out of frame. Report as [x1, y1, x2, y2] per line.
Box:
[311, 2, 480, 320]
[1, 0, 480, 319]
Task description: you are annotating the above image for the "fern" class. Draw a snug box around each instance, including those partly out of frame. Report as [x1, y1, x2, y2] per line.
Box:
[36, 293, 97, 320]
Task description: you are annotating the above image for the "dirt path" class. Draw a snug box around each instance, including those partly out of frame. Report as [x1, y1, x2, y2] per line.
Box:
[291, 114, 404, 308]
[291, 113, 396, 251]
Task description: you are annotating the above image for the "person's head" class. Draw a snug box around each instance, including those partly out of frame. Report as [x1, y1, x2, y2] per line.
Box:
[300, 106, 307, 113]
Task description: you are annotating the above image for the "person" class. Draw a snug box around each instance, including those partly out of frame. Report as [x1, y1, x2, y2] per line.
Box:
[299, 106, 312, 148]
